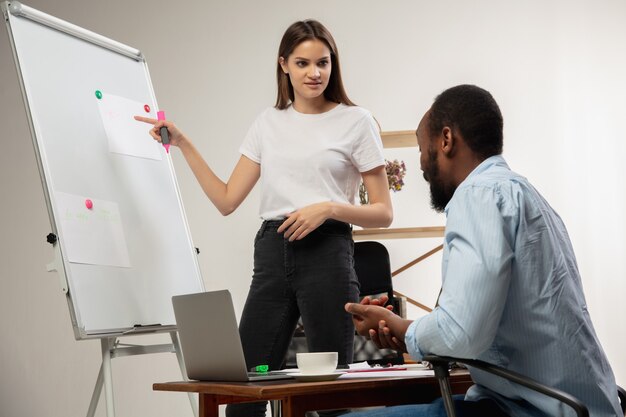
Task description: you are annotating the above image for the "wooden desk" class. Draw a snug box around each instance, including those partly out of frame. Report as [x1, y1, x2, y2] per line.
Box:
[154, 371, 472, 417]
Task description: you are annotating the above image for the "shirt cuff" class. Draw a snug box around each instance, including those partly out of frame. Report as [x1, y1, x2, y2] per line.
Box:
[405, 317, 426, 361]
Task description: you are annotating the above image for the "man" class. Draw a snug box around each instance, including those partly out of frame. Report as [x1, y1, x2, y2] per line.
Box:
[345, 85, 621, 417]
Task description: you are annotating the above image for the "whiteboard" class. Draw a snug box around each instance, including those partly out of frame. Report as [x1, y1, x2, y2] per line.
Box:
[3, 1, 204, 338]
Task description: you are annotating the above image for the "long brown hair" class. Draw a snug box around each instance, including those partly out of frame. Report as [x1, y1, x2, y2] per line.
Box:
[275, 20, 355, 109]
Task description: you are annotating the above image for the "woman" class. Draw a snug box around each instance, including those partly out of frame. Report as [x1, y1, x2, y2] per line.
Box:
[136, 19, 392, 416]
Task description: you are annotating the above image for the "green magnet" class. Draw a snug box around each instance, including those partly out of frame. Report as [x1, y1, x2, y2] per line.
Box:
[95, 90, 102, 99]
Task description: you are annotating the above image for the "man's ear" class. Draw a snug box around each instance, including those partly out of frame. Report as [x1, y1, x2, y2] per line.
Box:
[440, 126, 455, 156]
[279, 57, 288, 74]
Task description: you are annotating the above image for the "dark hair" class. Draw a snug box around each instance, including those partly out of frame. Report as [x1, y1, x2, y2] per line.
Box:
[428, 84, 503, 159]
[275, 19, 355, 109]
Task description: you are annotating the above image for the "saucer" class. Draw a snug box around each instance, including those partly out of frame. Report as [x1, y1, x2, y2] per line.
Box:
[287, 371, 346, 382]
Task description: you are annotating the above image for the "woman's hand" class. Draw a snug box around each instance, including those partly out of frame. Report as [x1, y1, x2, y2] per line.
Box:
[277, 202, 332, 241]
[134, 115, 188, 148]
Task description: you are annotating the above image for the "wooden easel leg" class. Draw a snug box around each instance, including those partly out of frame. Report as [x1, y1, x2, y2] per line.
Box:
[101, 337, 116, 417]
[170, 331, 198, 417]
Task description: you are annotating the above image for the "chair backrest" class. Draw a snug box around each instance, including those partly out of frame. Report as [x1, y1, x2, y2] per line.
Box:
[353, 241, 404, 364]
[354, 241, 405, 316]
[353, 241, 394, 299]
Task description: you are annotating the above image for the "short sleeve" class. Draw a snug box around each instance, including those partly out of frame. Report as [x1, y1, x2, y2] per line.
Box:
[351, 114, 385, 172]
[239, 113, 262, 164]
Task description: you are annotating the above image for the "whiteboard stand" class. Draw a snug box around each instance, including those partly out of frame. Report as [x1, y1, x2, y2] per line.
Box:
[45, 241, 198, 417]
[4, 3, 205, 417]
[85, 333, 198, 417]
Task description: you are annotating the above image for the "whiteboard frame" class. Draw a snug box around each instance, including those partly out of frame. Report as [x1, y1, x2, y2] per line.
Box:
[2, 1, 205, 339]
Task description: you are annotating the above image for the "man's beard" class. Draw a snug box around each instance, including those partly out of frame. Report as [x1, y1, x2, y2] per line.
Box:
[424, 148, 456, 213]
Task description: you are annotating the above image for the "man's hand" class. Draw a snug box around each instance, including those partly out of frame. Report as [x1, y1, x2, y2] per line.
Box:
[346, 301, 393, 335]
[360, 295, 393, 310]
[345, 301, 412, 353]
[369, 319, 408, 353]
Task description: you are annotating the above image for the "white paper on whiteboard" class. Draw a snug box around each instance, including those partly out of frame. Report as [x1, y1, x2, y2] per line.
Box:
[56, 192, 132, 268]
[97, 92, 162, 160]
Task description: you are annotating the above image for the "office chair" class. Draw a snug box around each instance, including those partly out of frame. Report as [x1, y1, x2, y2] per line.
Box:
[424, 355, 626, 417]
[352, 241, 405, 365]
[353, 241, 404, 316]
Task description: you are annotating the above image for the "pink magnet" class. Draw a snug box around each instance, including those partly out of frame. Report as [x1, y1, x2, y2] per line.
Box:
[157, 110, 166, 121]
[144, 104, 151, 113]
[85, 199, 93, 210]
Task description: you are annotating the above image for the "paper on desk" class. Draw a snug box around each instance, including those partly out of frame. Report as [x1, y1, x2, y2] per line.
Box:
[347, 361, 429, 372]
[272, 368, 299, 374]
[339, 369, 434, 379]
[348, 361, 373, 370]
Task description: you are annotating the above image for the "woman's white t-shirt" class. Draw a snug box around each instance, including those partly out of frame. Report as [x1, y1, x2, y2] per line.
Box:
[239, 104, 385, 220]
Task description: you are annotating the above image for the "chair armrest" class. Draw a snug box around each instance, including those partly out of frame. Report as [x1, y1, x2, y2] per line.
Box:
[392, 295, 407, 318]
[423, 355, 589, 417]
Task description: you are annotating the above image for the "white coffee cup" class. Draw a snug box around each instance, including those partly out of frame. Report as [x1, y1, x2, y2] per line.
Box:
[296, 352, 338, 375]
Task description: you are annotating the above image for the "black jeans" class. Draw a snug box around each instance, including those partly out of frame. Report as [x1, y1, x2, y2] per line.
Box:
[226, 219, 360, 417]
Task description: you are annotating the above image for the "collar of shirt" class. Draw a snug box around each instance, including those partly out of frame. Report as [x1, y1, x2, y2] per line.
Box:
[443, 154, 509, 215]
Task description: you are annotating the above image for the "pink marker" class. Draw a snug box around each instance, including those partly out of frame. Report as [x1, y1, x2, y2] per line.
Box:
[85, 199, 93, 209]
[157, 110, 170, 153]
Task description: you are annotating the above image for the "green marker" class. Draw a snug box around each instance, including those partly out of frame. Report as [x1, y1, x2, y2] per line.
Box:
[250, 364, 269, 373]
[95, 90, 102, 99]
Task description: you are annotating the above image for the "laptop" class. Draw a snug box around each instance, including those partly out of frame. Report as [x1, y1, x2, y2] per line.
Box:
[172, 290, 294, 381]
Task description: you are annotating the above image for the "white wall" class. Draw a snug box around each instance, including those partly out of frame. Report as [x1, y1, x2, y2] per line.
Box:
[1, 1, 625, 416]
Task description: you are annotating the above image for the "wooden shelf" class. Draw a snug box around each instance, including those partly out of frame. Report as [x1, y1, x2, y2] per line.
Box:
[353, 226, 445, 241]
[381, 130, 416, 148]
